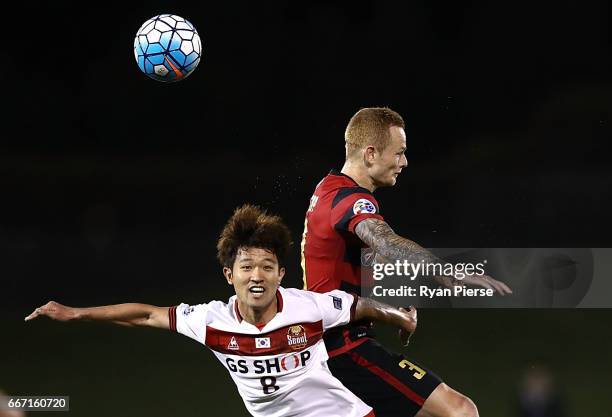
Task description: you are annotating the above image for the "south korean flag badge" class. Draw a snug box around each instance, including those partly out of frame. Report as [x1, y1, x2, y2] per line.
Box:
[255, 337, 271, 349]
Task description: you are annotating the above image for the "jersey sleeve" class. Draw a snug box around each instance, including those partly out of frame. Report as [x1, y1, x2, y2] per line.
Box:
[169, 303, 209, 345]
[312, 290, 358, 331]
[330, 188, 384, 234]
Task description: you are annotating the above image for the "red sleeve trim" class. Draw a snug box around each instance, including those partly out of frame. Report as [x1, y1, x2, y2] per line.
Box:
[168, 306, 177, 331]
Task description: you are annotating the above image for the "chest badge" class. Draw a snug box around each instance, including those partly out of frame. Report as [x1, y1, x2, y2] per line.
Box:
[287, 325, 308, 350]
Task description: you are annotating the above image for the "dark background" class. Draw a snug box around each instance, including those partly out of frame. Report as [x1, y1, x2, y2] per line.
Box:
[1, 0, 611, 416]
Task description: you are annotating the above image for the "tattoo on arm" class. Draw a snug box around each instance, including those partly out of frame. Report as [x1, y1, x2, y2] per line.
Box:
[355, 218, 439, 265]
[355, 218, 454, 286]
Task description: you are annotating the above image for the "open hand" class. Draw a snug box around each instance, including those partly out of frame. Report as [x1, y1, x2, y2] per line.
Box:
[25, 301, 77, 322]
[460, 274, 512, 295]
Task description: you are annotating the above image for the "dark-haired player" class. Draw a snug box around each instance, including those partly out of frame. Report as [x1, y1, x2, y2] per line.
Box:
[27, 204, 420, 417]
[302, 107, 512, 417]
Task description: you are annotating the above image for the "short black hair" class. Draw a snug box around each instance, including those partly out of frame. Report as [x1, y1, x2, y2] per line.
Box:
[216, 204, 293, 268]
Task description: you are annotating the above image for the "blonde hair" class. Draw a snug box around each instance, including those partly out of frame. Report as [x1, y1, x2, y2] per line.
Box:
[345, 107, 405, 159]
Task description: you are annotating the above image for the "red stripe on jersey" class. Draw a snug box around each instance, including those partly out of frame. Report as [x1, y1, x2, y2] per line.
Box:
[348, 351, 426, 406]
[233, 301, 242, 322]
[363, 410, 376, 417]
[168, 306, 177, 331]
[205, 321, 323, 356]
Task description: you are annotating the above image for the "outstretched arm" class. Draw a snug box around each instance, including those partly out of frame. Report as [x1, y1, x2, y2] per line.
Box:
[24, 301, 170, 329]
[356, 218, 440, 266]
[354, 296, 417, 346]
[355, 218, 512, 294]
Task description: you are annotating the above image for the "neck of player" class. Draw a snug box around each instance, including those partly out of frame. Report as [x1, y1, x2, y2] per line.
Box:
[237, 299, 277, 326]
[341, 162, 376, 192]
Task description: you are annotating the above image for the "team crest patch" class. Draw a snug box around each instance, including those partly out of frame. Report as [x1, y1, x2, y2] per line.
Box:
[331, 295, 342, 310]
[228, 336, 240, 350]
[287, 325, 308, 350]
[353, 198, 376, 215]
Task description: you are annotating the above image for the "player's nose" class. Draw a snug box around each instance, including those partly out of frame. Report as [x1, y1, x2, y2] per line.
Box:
[250, 268, 265, 281]
[400, 154, 408, 168]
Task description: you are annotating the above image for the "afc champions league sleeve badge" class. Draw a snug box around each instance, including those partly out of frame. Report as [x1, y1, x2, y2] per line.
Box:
[353, 198, 376, 215]
[286, 325, 308, 351]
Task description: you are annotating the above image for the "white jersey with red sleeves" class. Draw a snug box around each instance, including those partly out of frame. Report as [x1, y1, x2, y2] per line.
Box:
[169, 287, 372, 417]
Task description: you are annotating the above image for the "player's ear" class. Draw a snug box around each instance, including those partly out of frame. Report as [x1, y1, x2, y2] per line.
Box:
[223, 267, 233, 285]
[364, 145, 377, 165]
[278, 267, 285, 284]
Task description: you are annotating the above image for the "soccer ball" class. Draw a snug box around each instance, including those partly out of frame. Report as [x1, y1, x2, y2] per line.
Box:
[134, 14, 202, 82]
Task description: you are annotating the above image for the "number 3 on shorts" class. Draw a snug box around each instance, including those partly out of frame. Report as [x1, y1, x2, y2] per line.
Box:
[399, 359, 426, 380]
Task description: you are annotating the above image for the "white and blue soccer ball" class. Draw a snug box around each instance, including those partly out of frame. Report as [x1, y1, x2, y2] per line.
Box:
[134, 14, 202, 82]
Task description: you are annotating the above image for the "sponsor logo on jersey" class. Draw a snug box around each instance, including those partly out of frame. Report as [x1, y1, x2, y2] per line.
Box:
[331, 295, 343, 310]
[228, 336, 240, 350]
[226, 350, 312, 375]
[287, 325, 308, 350]
[255, 337, 271, 349]
[182, 306, 195, 316]
[280, 350, 311, 371]
[353, 198, 376, 215]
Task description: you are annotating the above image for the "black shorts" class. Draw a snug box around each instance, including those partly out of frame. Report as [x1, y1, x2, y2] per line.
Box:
[327, 338, 442, 417]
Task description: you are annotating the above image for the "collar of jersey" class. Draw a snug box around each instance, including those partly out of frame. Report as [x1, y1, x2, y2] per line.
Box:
[329, 169, 359, 186]
[233, 287, 284, 325]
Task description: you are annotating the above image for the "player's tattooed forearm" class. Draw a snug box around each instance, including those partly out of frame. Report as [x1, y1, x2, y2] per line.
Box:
[355, 218, 441, 266]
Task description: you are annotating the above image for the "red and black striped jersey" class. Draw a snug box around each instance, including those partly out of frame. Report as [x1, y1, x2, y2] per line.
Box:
[301, 170, 384, 295]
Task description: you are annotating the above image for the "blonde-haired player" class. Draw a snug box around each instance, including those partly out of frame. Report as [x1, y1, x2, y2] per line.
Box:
[302, 107, 512, 417]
